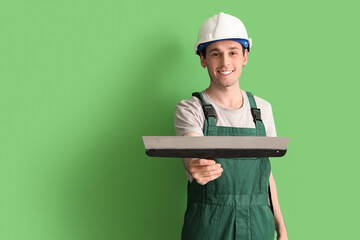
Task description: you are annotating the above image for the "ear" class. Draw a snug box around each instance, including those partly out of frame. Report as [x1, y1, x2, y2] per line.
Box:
[242, 49, 249, 66]
[200, 52, 207, 68]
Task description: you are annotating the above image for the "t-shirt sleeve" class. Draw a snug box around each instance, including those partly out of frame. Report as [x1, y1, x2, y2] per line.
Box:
[265, 102, 277, 137]
[254, 96, 277, 137]
[174, 97, 204, 136]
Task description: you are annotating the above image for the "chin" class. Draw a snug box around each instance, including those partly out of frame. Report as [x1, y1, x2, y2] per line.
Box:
[221, 80, 238, 87]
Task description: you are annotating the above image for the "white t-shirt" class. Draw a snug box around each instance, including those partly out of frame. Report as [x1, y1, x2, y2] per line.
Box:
[174, 89, 277, 182]
[174, 89, 277, 137]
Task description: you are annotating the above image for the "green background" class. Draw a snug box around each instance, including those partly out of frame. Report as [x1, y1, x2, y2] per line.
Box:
[1, 0, 359, 239]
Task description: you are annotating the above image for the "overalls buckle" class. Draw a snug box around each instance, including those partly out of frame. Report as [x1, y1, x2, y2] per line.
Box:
[203, 104, 215, 118]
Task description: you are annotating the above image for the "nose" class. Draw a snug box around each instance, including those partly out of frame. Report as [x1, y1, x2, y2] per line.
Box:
[220, 54, 230, 66]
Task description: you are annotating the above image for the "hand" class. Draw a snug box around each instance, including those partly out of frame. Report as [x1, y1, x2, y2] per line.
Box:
[189, 159, 223, 185]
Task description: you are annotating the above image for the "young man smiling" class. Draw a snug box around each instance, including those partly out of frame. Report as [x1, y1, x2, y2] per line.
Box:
[174, 12, 288, 240]
[201, 40, 247, 107]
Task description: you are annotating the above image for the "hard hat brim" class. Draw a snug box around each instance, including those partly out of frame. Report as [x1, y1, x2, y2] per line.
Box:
[196, 38, 250, 55]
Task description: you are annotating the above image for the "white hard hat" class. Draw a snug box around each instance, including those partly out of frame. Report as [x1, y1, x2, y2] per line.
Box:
[194, 12, 252, 55]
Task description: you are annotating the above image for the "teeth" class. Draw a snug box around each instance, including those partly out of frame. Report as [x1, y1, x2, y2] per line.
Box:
[219, 71, 232, 75]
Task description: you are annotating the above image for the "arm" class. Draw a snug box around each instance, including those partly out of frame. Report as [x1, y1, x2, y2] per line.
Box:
[269, 171, 288, 240]
[182, 132, 223, 185]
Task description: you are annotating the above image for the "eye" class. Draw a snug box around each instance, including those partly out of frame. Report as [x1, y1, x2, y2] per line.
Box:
[230, 51, 237, 55]
[212, 52, 219, 56]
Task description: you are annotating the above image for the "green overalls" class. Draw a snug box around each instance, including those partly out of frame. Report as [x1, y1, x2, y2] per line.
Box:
[181, 92, 275, 240]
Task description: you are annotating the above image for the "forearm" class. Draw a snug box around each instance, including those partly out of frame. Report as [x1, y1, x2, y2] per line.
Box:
[182, 132, 201, 174]
[182, 157, 195, 183]
[182, 157, 194, 173]
[269, 171, 288, 239]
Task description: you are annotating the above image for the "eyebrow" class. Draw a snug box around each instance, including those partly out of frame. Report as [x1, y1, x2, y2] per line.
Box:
[208, 47, 240, 53]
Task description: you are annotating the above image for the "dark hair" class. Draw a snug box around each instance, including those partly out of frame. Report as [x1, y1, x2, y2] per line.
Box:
[200, 45, 246, 59]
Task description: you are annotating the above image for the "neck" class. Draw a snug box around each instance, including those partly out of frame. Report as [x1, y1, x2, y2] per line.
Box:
[206, 84, 243, 110]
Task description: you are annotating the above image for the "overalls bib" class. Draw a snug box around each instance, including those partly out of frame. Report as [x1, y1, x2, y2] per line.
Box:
[181, 92, 275, 240]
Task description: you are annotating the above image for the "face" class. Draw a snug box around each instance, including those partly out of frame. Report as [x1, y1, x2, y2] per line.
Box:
[200, 40, 248, 89]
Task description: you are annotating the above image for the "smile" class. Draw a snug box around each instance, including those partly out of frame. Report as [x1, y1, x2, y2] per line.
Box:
[218, 70, 234, 76]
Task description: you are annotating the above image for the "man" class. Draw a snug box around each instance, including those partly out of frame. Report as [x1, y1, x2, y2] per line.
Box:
[174, 12, 288, 240]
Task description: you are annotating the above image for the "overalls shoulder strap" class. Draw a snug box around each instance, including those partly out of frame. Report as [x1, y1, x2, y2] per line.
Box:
[192, 92, 216, 135]
[192, 92, 207, 105]
[246, 91, 274, 214]
[246, 91, 266, 137]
